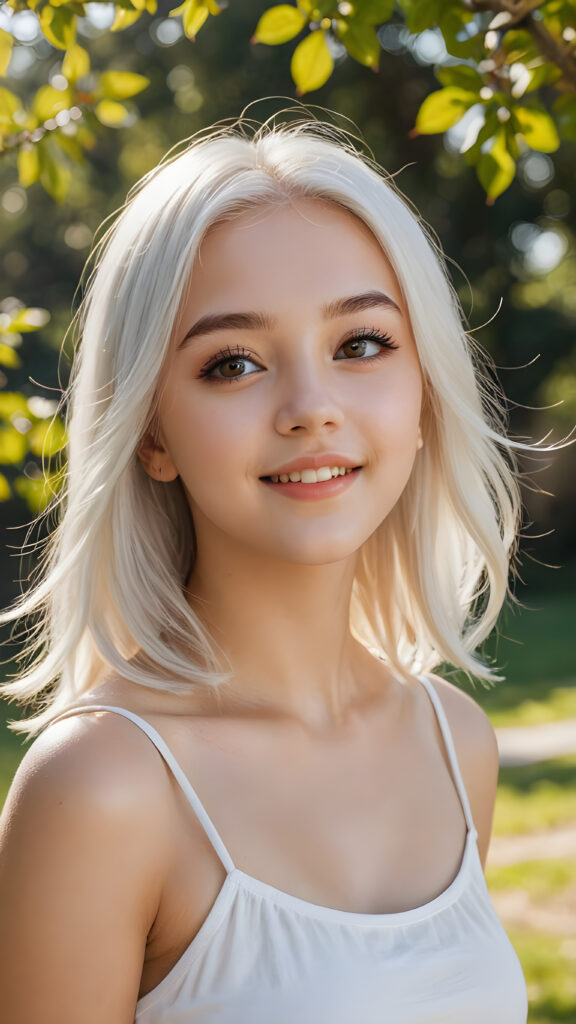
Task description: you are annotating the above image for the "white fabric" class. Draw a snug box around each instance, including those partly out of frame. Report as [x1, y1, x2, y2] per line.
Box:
[51, 676, 528, 1023]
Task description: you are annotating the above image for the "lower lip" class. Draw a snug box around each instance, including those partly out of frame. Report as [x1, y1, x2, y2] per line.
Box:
[260, 468, 362, 501]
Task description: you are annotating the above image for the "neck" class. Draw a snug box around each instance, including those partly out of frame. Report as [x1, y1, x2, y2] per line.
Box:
[186, 542, 380, 732]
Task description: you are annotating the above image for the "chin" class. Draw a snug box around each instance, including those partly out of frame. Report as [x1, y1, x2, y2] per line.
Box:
[266, 533, 370, 567]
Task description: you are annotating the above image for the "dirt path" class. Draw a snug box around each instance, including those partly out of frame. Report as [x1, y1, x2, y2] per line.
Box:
[488, 824, 576, 867]
[496, 717, 576, 766]
[486, 824, 576, 936]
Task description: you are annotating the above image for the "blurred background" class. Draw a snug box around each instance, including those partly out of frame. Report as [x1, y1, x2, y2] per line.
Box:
[1, 1, 575, 1019]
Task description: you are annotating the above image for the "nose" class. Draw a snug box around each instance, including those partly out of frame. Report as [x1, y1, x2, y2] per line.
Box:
[273, 367, 344, 435]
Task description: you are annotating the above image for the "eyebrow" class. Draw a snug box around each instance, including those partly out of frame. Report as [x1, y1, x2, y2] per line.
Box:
[177, 290, 402, 349]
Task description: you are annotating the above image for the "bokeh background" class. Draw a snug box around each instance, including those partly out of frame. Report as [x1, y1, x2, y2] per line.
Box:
[1, 2, 575, 1019]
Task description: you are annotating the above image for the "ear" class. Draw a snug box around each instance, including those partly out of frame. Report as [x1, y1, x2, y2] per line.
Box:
[137, 432, 179, 482]
[416, 426, 424, 450]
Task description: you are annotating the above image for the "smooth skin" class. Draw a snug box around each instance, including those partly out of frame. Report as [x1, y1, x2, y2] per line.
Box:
[0, 200, 500, 1023]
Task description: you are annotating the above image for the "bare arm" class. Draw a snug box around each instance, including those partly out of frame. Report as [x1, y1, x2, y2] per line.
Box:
[0, 714, 171, 1024]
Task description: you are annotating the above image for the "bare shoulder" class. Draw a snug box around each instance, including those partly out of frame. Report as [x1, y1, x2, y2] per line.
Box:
[0, 711, 174, 1023]
[424, 672, 500, 869]
[3, 707, 175, 831]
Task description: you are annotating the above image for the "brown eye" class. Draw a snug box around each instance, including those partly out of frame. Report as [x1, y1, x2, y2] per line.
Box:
[339, 339, 370, 358]
[335, 330, 398, 360]
[218, 359, 247, 378]
[198, 347, 262, 382]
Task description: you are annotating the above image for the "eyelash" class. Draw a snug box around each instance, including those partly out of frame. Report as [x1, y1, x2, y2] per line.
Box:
[197, 328, 399, 383]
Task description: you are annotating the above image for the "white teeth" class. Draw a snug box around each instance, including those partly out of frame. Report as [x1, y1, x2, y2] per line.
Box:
[269, 465, 356, 484]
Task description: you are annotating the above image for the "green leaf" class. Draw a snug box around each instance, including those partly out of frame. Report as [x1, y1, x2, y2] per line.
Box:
[414, 86, 477, 135]
[437, 64, 483, 91]
[169, 0, 210, 40]
[0, 426, 27, 465]
[0, 87, 22, 127]
[291, 29, 333, 95]
[399, 0, 439, 34]
[14, 473, 61, 512]
[0, 344, 21, 368]
[7, 307, 50, 332]
[514, 106, 560, 153]
[439, 8, 481, 60]
[297, 0, 332, 15]
[38, 142, 72, 203]
[0, 27, 13, 76]
[335, 19, 381, 68]
[98, 71, 149, 100]
[477, 129, 516, 203]
[62, 44, 90, 83]
[253, 5, 307, 45]
[554, 94, 576, 143]
[39, 5, 76, 50]
[55, 132, 84, 163]
[524, 61, 562, 93]
[32, 84, 72, 123]
[17, 145, 40, 187]
[111, 6, 143, 31]
[0, 472, 10, 502]
[347, 0, 394, 24]
[28, 418, 67, 458]
[0, 392, 28, 420]
[95, 99, 129, 126]
[499, 28, 536, 64]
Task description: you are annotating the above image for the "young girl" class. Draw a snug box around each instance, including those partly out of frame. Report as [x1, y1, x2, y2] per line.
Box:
[0, 117, 529, 1022]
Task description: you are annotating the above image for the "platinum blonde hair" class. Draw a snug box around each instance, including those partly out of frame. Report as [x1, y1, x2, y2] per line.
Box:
[1, 116, 532, 734]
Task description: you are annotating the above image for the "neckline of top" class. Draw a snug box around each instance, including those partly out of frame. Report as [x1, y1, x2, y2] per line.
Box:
[226, 822, 479, 927]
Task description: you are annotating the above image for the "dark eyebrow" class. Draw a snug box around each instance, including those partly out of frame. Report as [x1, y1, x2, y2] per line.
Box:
[177, 290, 402, 349]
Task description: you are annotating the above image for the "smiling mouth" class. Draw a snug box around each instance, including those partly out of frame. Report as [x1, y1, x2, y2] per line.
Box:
[261, 466, 362, 484]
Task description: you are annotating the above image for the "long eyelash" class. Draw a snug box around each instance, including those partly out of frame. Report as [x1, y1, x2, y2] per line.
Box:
[345, 326, 399, 352]
[197, 328, 398, 382]
[198, 345, 257, 379]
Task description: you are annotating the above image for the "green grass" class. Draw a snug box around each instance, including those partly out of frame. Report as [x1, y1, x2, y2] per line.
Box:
[494, 755, 576, 836]
[445, 570, 576, 726]
[507, 928, 576, 1023]
[486, 685, 576, 728]
[486, 858, 576, 900]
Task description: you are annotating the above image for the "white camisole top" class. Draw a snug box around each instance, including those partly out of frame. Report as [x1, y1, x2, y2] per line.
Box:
[51, 675, 528, 1022]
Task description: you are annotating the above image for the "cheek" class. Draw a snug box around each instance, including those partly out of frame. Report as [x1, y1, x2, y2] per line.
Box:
[160, 386, 261, 483]
[363, 367, 422, 437]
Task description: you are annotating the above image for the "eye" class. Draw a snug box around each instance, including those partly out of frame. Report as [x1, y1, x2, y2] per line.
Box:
[198, 345, 262, 382]
[335, 327, 398, 361]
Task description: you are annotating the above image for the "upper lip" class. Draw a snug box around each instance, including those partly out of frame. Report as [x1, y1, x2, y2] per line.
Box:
[261, 454, 363, 477]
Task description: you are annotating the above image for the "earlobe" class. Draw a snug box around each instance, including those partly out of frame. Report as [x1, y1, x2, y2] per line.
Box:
[137, 432, 179, 482]
[416, 427, 424, 450]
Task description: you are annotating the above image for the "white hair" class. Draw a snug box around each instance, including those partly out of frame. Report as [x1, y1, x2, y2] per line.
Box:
[1, 116, 545, 734]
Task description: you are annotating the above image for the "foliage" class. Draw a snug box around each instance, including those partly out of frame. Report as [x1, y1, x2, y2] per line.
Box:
[0, 0, 574, 537]
[0, 1, 575, 201]
[0, 299, 66, 511]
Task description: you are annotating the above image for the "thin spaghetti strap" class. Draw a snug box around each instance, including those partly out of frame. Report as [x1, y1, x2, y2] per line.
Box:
[47, 705, 236, 874]
[416, 676, 478, 838]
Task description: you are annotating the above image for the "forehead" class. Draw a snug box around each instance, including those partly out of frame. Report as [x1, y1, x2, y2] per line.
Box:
[184, 198, 404, 312]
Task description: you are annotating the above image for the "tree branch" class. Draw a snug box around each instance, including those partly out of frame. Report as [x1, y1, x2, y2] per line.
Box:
[470, 0, 576, 90]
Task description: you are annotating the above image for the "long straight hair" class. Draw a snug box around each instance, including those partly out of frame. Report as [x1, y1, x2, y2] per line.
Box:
[1, 117, 537, 734]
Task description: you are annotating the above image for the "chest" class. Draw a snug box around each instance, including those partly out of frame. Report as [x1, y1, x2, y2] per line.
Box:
[141, 700, 469, 1001]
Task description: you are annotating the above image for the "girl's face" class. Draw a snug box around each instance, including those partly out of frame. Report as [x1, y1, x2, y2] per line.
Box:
[142, 198, 423, 566]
